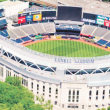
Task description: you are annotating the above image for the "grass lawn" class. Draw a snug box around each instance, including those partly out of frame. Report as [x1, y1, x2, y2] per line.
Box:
[26, 40, 110, 57]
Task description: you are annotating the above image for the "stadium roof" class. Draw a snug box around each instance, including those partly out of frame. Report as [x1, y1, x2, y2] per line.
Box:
[0, 1, 25, 8]
[26, 0, 57, 8]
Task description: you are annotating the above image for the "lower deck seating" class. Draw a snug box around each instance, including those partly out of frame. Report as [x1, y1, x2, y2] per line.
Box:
[0, 29, 9, 37]
[21, 36, 31, 42]
[97, 39, 108, 46]
[106, 42, 110, 47]
[13, 39, 23, 43]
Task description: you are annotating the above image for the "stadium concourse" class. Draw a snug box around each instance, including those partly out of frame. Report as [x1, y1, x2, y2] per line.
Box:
[1, 0, 110, 110]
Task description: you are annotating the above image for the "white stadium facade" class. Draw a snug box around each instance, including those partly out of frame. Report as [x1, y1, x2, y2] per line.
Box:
[0, 0, 110, 110]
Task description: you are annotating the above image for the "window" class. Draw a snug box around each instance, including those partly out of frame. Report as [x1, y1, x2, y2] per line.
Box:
[43, 86, 45, 92]
[72, 90, 75, 102]
[49, 95, 51, 97]
[89, 91, 92, 96]
[56, 88, 58, 94]
[43, 93, 45, 96]
[102, 96, 104, 99]
[62, 104, 64, 108]
[55, 101, 57, 105]
[82, 105, 84, 109]
[96, 97, 98, 100]
[76, 90, 79, 102]
[89, 97, 91, 100]
[31, 82, 33, 89]
[49, 87, 51, 93]
[68, 90, 71, 102]
[103, 90, 105, 95]
[37, 84, 39, 90]
[96, 90, 98, 95]
[55, 96, 58, 98]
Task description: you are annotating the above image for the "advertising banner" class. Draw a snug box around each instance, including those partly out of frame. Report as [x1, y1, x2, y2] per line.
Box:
[96, 18, 104, 25]
[81, 18, 96, 23]
[97, 15, 109, 20]
[18, 16, 26, 24]
[96, 15, 109, 25]
[33, 14, 42, 21]
[18, 13, 29, 17]
[42, 11, 57, 20]
[104, 20, 110, 27]
[82, 13, 97, 23]
[26, 15, 33, 22]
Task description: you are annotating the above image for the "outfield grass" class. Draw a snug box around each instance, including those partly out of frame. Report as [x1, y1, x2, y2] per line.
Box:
[26, 40, 110, 57]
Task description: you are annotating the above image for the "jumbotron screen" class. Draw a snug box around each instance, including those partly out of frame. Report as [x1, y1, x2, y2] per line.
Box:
[57, 6, 82, 21]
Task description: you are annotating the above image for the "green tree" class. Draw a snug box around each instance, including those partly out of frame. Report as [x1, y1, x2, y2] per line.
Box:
[5, 76, 21, 86]
[108, 106, 110, 110]
[0, 103, 9, 110]
[36, 95, 44, 105]
[101, 108, 106, 110]
[44, 100, 53, 110]
[11, 103, 24, 110]
[36, 95, 53, 110]
[0, 78, 44, 110]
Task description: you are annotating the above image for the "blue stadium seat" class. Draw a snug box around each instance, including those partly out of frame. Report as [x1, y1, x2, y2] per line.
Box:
[15, 39, 23, 43]
[106, 42, 110, 47]
[97, 39, 108, 46]
[0, 29, 9, 37]
[21, 36, 31, 42]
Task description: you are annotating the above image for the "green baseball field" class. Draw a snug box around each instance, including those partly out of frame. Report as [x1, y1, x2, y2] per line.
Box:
[26, 40, 110, 57]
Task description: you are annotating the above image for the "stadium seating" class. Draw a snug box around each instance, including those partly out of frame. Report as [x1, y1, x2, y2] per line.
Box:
[0, 29, 9, 37]
[96, 39, 108, 46]
[103, 31, 110, 40]
[81, 25, 96, 36]
[106, 42, 110, 47]
[13, 38, 23, 43]
[8, 30, 18, 39]
[12, 28, 26, 37]
[32, 23, 45, 33]
[21, 36, 32, 42]
[92, 27, 108, 37]
[20, 25, 36, 35]
[43, 23, 55, 33]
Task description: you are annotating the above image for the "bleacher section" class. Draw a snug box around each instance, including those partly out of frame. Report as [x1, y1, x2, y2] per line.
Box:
[92, 27, 108, 37]
[12, 28, 26, 37]
[43, 23, 55, 33]
[96, 39, 108, 46]
[103, 31, 110, 40]
[81, 25, 96, 36]
[8, 30, 18, 39]
[20, 25, 36, 35]
[32, 23, 45, 33]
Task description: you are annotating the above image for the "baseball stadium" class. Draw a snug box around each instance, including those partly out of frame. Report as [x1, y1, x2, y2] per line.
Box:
[0, 0, 110, 110]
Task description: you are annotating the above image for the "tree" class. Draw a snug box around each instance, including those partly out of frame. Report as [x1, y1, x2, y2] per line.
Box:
[36, 95, 44, 105]
[44, 100, 53, 110]
[0, 103, 9, 110]
[11, 103, 24, 110]
[108, 106, 110, 110]
[101, 108, 106, 110]
[5, 76, 21, 86]
[0, 79, 44, 110]
[36, 95, 53, 110]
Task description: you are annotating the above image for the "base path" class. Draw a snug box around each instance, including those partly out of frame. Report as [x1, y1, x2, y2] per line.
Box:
[23, 38, 110, 52]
